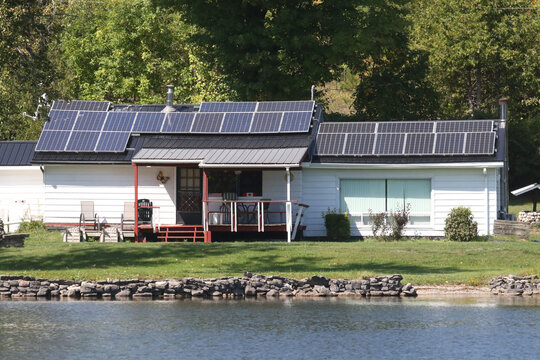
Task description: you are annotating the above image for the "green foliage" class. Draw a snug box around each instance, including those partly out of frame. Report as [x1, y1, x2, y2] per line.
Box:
[176, 0, 391, 100]
[444, 207, 479, 242]
[369, 206, 410, 241]
[322, 208, 351, 241]
[18, 219, 47, 233]
[55, 0, 235, 104]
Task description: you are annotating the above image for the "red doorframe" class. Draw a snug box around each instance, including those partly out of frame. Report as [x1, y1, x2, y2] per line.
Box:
[202, 169, 211, 242]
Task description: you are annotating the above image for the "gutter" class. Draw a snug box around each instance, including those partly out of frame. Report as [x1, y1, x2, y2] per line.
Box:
[302, 162, 504, 169]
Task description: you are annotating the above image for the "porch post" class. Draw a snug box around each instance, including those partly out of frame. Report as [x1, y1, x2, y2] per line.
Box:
[133, 163, 139, 241]
[286, 167, 292, 243]
[202, 169, 211, 242]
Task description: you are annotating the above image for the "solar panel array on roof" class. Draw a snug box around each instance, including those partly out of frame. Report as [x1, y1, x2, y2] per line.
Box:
[316, 120, 497, 156]
[38, 100, 317, 153]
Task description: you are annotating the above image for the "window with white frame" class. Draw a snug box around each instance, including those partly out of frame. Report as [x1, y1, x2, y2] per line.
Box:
[340, 179, 431, 226]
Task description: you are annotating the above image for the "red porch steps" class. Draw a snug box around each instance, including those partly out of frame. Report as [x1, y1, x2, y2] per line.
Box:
[155, 225, 208, 243]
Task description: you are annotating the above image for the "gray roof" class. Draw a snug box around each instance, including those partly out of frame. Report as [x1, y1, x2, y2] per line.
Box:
[0, 141, 36, 166]
[133, 147, 308, 167]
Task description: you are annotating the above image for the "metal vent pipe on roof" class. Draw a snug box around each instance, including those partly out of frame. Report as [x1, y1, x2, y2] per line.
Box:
[161, 85, 176, 113]
[499, 98, 507, 122]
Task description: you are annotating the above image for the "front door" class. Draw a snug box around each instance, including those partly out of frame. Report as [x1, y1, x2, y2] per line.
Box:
[176, 168, 202, 225]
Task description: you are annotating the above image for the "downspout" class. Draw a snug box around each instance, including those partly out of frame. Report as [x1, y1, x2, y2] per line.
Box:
[499, 98, 509, 216]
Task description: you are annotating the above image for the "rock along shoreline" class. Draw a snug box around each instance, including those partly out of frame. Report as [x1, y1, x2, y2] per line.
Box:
[0, 272, 417, 300]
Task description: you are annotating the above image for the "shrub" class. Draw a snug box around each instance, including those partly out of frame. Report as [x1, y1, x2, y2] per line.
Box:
[322, 208, 350, 241]
[444, 207, 478, 241]
[389, 206, 410, 240]
[369, 205, 410, 241]
[18, 219, 47, 233]
[369, 211, 389, 240]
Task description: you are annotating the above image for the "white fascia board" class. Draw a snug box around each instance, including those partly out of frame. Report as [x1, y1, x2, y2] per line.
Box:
[131, 159, 203, 165]
[199, 163, 300, 169]
[0, 165, 41, 171]
[301, 161, 504, 169]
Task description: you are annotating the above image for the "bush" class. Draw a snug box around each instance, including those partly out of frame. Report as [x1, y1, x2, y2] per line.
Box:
[389, 206, 410, 240]
[18, 219, 47, 233]
[322, 208, 350, 241]
[444, 207, 478, 241]
[369, 205, 410, 241]
[369, 211, 389, 240]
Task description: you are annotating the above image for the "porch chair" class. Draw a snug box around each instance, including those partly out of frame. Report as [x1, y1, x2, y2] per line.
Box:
[120, 201, 135, 241]
[220, 192, 237, 224]
[79, 201, 99, 231]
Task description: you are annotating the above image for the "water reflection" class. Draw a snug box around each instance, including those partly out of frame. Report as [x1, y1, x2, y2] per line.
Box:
[0, 297, 538, 360]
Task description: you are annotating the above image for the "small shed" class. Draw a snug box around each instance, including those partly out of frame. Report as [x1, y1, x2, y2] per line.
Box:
[511, 183, 540, 211]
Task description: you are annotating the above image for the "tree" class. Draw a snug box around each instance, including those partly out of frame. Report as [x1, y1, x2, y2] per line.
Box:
[55, 0, 235, 104]
[0, 0, 61, 140]
[174, 0, 401, 100]
[409, 0, 540, 187]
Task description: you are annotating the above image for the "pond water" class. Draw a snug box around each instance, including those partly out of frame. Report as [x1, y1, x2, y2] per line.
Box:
[0, 297, 539, 359]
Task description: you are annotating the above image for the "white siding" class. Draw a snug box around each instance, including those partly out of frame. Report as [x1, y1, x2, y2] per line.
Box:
[263, 170, 302, 223]
[302, 167, 498, 237]
[43, 165, 176, 225]
[0, 167, 44, 232]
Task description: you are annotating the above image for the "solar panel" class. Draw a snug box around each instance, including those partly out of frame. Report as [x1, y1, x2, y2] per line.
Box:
[374, 134, 405, 155]
[344, 134, 376, 155]
[103, 112, 136, 132]
[162, 112, 195, 133]
[95, 131, 131, 152]
[464, 132, 496, 154]
[44, 110, 78, 130]
[70, 100, 110, 111]
[318, 122, 375, 134]
[404, 133, 435, 154]
[257, 101, 315, 112]
[279, 111, 312, 132]
[191, 112, 224, 133]
[434, 133, 465, 154]
[250, 112, 282, 133]
[316, 134, 346, 155]
[74, 111, 107, 131]
[220, 113, 253, 133]
[35, 130, 71, 151]
[50, 100, 110, 111]
[436, 120, 493, 133]
[65, 131, 100, 151]
[378, 122, 434, 133]
[199, 102, 257, 113]
[132, 112, 164, 133]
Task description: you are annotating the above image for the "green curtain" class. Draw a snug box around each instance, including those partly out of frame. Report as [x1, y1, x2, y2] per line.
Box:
[387, 179, 431, 213]
[340, 179, 386, 214]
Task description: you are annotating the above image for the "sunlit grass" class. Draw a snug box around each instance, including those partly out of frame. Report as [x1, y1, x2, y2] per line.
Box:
[0, 230, 538, 285]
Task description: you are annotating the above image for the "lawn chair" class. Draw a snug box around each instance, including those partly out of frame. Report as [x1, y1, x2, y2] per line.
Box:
[120, 202, 135, 241]
[79, 201, 99, 230]
[79, 201, 100, 241]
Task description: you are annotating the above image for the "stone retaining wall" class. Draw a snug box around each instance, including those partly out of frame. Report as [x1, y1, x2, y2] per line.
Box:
[518, 211, 540, 224]
[0, 272, 417, 299]
[489, 275, 540, 296]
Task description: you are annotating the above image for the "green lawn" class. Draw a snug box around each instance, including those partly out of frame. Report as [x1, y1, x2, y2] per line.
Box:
[509, 195, 535, 216]
[1, 230, 538, 285]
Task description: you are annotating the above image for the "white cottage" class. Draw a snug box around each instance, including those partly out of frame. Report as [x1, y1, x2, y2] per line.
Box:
[1, 95, 508, 240]
[0, 141, 44, 231]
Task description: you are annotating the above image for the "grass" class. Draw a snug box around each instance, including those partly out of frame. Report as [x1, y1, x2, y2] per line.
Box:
[0, 230, 538, 286]
[508, 195, 535, 216]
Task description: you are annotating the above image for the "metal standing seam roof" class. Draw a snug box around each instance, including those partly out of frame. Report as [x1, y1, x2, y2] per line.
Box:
[0, 141, 37, 166]
[133, 147, 308, 167]
[511, 183, 540, 196]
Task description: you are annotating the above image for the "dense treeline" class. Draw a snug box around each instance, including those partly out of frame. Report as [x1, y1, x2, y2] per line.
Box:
[0, 0, 538, 187]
